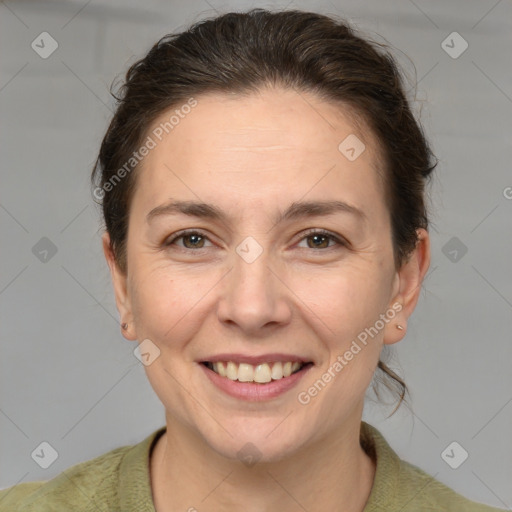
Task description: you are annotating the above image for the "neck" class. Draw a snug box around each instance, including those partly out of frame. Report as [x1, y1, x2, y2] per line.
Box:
[150, 414, 376, 512]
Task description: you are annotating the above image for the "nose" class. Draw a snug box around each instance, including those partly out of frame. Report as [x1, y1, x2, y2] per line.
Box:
[216, 247, 292, 334]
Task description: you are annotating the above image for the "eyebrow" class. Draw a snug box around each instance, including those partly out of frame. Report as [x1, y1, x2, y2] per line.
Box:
[146, 199, 367, 226]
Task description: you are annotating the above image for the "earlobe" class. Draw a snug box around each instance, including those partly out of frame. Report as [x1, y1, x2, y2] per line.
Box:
[383, 228, 431, 345]
[101, 232, 137, 341]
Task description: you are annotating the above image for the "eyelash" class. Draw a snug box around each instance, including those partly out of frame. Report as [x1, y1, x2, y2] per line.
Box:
[164, 228, 346, 252]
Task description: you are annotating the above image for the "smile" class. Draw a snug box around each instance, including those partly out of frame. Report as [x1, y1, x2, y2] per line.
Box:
[202, 361, 312, 384]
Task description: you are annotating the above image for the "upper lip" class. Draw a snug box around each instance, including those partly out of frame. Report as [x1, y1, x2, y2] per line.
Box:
[199, 353, 313, 365]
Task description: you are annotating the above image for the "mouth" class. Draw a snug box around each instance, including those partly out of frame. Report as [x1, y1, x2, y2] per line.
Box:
[201, 360, 314, 384]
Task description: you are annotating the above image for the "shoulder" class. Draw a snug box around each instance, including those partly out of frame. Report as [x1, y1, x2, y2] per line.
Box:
[0, 444, 130, 511]
[360, 421, 506, 512]
[0, 482, 45, 510]
[395, 458, 506, 511]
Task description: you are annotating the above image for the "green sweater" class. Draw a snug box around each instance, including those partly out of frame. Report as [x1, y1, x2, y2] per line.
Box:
[0, 421, 506, 511]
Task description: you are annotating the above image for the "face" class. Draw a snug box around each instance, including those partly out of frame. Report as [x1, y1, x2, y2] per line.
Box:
[104, 87, 429, 462]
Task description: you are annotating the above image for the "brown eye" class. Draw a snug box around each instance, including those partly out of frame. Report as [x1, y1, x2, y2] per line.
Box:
[165, 230, 212, 250]
[297, 229, 345, 250]
[306, 234, 330, 249]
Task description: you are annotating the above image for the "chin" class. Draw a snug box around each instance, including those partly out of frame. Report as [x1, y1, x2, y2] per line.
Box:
[199, 418, 306, 464]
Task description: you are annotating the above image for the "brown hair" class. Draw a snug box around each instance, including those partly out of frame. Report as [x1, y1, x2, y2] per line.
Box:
[91, 8, 437, 416]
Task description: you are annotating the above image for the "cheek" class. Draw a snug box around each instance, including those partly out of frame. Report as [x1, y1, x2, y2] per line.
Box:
[292, 263, 389, 340]
[129, 262, 222, 347]
[129, 267, 188, 340]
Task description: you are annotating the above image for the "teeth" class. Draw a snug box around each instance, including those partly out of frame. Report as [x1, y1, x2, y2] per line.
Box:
[271, 361, 283, 380]
[216, 361, 227, 377]
[291, 361, 301, 373]
[226, 361, 238, 380]
[210, 361, 305, 383]
[238, 363, 254, 382]
[254, 363, 272, 383]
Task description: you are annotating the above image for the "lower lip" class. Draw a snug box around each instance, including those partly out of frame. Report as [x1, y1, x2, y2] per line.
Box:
[200, 363, 313, 401]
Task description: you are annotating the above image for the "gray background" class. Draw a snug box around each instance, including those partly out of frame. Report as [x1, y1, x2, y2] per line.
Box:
[1, 0, 511, 508]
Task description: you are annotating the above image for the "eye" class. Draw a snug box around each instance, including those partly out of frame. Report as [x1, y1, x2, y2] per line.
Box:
[164, 228, 346, 252]
[296, 229, 346, 250]
[164, 230, 212, 250]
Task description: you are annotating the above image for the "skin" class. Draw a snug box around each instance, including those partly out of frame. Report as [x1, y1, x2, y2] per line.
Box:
[102, 87, 430, 511]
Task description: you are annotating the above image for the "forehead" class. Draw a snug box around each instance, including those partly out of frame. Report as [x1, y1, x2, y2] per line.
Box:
[133, 87, 387, 224]
[147, 87, 379, 160]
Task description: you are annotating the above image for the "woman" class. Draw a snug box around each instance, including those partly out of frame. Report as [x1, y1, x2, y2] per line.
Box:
[0, 8, 505, 512]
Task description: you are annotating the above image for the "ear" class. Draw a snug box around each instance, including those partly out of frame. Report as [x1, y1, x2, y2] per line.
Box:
[102, 232, 137, 341]
[383, 228, 430, 345]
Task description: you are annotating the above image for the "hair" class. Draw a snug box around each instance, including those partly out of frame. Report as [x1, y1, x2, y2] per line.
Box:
[91, 8, 438, 416]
